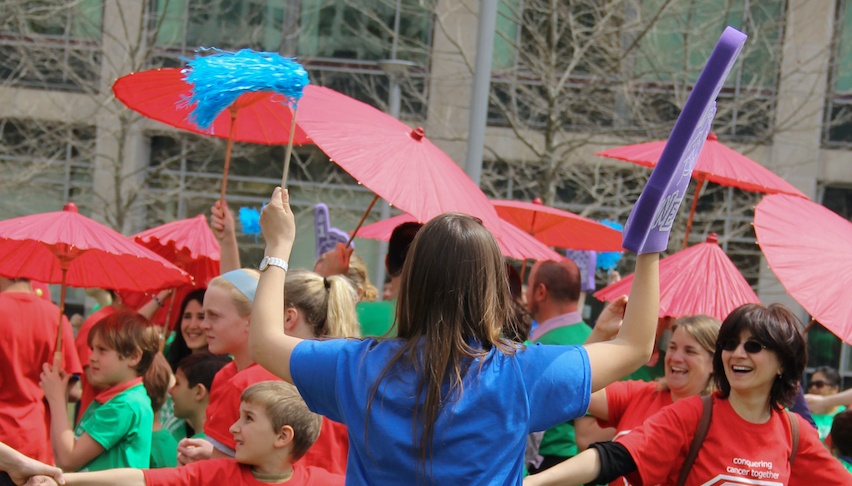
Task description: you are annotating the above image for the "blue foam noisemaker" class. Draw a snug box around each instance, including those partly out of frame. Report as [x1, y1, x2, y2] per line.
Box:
[182, 48, 310, 130]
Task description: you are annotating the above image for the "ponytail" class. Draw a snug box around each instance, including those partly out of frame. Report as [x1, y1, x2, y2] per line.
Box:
[285, 270, 360, 338]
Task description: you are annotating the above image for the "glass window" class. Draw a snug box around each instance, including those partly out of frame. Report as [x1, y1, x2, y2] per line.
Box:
[824, 0, 852, 145]
[298, 0, 432, 65]
[151, 0, 285, 51]
[0, 119, 95, 219]
[486, 0, 783, 140]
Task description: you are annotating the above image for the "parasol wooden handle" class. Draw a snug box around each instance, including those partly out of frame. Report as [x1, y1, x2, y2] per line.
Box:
[346, 195, 380, 248]
[220, 109, 238, 205]
[281, 108, 299, 189]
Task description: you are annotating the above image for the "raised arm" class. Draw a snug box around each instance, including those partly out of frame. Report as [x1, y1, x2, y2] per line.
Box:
[583, 253, 659, 392]
[39, 363, 105, 471]
[211, 200, 241, 274]
[249, 187, 303, 383]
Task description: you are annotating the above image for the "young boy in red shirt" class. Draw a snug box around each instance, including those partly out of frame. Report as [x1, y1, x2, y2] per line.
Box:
[28, 381, 344, 486]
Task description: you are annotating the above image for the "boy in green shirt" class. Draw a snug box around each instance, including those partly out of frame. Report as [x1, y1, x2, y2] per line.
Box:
[169, 353, 232, 440]
[41, 310, 160, 471]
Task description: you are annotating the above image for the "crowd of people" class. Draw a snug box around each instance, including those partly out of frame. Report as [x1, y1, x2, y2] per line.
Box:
[0, 186, 851, 485]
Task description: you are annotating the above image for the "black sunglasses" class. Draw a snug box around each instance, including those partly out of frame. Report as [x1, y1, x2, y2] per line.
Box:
[809, 380, 831, 389]
[720, 339, 766, 354]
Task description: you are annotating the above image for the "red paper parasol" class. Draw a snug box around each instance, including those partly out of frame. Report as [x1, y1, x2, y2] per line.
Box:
[594, 234, 759, 320]
[121, 214, 221, 328]
[491, 198, 623, 251]
[356, 213, 564, 262]
[295, 86, 504, 237]
[597, 133, 808, 249]
[754, 194, 852, 344]
[113, 68, 311, 146]
[0, 203, 190, 358]
[113, 68, 313, 202]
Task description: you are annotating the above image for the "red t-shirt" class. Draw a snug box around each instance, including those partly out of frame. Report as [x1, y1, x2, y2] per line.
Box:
[0, 292, 83, 464]
[597, 381, 674, 486]
[617, 393, 850, 486]
[297, 416, 349, 475]
[205, 363, 275, 451]
[143, 458, 344, 486]
[74, 306, 117, 422]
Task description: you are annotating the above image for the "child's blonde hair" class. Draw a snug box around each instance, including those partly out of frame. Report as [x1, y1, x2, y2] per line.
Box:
[88, 310, 160, 376]
[241, 381, 322, 460]
[207, 269, 260, 317]
[286, 269, 360, 338]
[347, 252, 378, 302]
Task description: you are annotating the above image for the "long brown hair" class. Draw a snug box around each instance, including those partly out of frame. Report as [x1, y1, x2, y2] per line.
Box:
[366, 213, 520, 475]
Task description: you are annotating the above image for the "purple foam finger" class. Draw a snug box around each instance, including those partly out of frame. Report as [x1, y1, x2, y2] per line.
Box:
[622, 27, 747, 254]
[314, 203, 352, 259]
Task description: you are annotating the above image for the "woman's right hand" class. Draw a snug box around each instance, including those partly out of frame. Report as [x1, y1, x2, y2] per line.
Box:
[259, 187, 296, 256]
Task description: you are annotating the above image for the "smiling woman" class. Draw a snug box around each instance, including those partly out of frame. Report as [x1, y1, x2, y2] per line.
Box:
[576, 314, 720, 486]
[526, 304, 850, 486]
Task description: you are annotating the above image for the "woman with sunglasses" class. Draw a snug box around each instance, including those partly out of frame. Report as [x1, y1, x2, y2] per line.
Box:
[525, 303, 849, 486]
[809, 366, 846, 444]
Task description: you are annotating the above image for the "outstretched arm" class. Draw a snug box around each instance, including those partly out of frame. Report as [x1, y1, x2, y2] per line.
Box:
[0, 441, 64, 485]
[584, 253, 659, 392]
[524, 449, 602, 486]
[805, 388, 852, 414]
[26, 469, 144, 486]
[249, 187, 303, 383]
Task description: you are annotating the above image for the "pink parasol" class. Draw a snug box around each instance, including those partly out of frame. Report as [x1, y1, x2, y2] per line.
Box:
[594, 233, 759, 320]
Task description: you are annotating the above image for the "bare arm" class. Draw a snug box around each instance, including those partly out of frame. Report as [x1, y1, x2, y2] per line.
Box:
[39, 364, 105, 471]
[805, 388, 852, 414]
[584, 253, 659, 392]
[211, 200, 241, 274]
[27, 469, 144, 486]
[137, 289, 173, 320]
[0, 441, 64, 485]
[523, 448, 602, 486]
[574, 416, 616, 452]
[249, 187, 303, 383]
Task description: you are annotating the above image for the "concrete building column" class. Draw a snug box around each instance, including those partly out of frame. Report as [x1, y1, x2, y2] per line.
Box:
[92, 0, 149, 233]
[759, 0, 837, 311]
[425, 0, 478, 164]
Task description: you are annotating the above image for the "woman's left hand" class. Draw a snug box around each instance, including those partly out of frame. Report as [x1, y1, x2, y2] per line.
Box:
[260, 187, 296, 256]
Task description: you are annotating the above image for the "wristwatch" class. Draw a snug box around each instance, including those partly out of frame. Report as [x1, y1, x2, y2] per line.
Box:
[259, 256, 289, 272]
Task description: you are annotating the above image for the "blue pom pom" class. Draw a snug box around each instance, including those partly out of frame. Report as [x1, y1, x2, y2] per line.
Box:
[596, 219, 624, 271]
[238, 206, 262, 242]
[182, 48, 310, 129]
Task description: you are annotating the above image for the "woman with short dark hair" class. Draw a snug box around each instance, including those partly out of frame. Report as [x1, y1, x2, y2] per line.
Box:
[527, 303, 850, 486]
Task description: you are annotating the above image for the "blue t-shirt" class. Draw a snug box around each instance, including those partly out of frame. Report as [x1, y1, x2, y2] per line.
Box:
[291, 338, 591, 485]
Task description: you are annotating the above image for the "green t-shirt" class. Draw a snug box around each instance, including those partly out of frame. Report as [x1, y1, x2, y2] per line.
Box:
[813, 406, 846, 445]
[159, 395, 188, 443]
[356, 300, 397, 337]
[532, 321, 592, 458]
[150, 428, 178, 468]
[74, 383, 153, 471]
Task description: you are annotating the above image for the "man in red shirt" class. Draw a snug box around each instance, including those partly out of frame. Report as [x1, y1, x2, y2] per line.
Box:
[0, 277, 82, 465]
